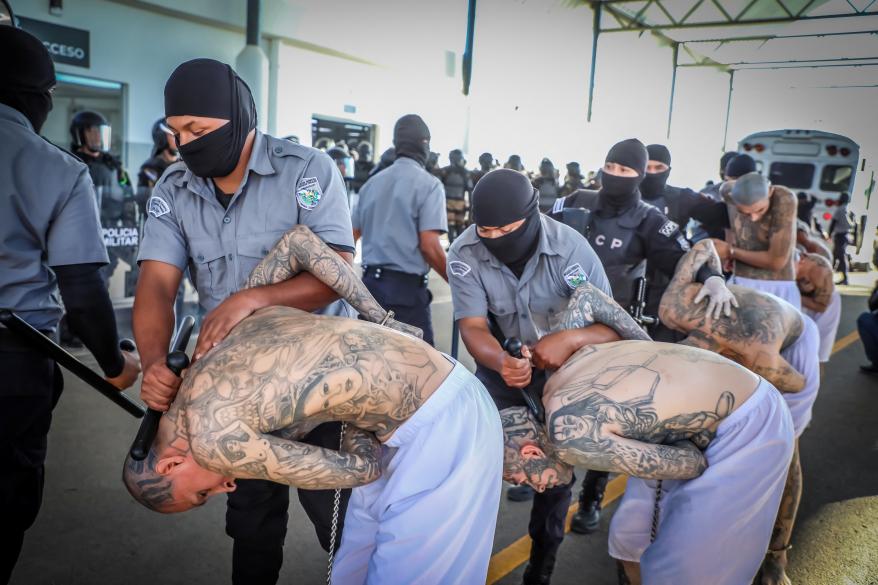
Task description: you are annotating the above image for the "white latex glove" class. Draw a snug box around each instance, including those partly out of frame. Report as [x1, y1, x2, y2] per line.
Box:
[694, 275, 738, 320]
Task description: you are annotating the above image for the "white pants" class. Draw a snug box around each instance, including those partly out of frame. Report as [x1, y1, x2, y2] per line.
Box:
[331, 360, 503, 585]
[731, 275, 802, 311]
[803, 290, 842, 362]
[781, 315, 822, 437]
[609, 379, 794, 585]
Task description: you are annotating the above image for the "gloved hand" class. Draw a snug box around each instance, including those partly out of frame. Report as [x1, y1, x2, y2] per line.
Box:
[694, 275, 738, 320]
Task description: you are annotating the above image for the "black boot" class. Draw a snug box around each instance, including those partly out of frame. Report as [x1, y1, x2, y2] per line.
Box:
[570, 471, 607, 534]
[521, 546, 556, 585]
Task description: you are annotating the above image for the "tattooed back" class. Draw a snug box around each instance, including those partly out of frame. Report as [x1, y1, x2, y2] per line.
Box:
[178, 306, 452, 441]
[544, 341, 760, 449]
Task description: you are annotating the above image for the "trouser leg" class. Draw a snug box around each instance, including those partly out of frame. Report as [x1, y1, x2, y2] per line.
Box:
[857, 312, 878, 364]
[364, 276, 434, 346]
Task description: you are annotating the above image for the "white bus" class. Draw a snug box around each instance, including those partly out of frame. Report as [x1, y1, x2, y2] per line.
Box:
[737, 130, 860, 224]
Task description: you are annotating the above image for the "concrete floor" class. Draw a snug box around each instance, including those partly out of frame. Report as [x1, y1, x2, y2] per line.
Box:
[9, 274, 878, 585]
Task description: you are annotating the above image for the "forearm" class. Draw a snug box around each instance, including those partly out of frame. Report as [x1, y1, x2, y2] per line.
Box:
[55, 264, 124, 376]
[560, 283, 651, 341]
[420, 242, 448, 282]
[800, 295, 828, 313]
[132, 286, 176, 372]
[459, 321, 506, 373]
[557, 437, 707, 481]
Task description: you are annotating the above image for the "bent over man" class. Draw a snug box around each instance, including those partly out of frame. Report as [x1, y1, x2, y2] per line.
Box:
[502, 317, 795, 584]
[124, 225, 503, 585]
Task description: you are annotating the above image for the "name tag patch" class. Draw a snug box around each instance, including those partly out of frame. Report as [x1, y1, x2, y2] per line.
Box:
[658, 220, 678, 238]
[563, 263, 587, 289]
[449, 260, 472, 277]
[147, 196, 171, 218]
[296, 177, 322, 210]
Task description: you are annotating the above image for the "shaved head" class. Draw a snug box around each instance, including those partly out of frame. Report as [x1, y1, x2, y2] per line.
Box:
[730, 172, 770, 206]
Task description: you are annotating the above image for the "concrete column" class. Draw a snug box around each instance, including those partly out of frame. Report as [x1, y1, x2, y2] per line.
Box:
[236, 0, 268, 132]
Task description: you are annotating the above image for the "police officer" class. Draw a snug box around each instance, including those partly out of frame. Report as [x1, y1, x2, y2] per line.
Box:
[350, 141, 374, 193]
[448, 169, 614, 585]
[533, 158, 561, 213]
[504, 153, 527, 174]
[440, 148, 473, 241]
[369, 146, 395, 177]
[559, 161, 586, 197]
[134, 58, 355, 585]
[353, 114, 448, 346]
[70, 109, 139, 293]
[549, 138, 735, 533]
[640, 144, 704, 235]
[470, 151, 496, 187]
[0, 27, 140, 584]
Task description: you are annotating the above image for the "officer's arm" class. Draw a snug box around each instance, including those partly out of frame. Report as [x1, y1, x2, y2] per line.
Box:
[458, 317, 509, 373]
[730, 189, 797, 271]
[687, 192, 730, 230]
[419, 231, 448, 281]
[417, 179, 450, 281]
[133, 261, 182, 375]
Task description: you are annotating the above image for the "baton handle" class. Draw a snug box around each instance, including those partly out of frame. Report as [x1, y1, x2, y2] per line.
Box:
[502, 337, 545, 421]
[128, 316, 195, 461]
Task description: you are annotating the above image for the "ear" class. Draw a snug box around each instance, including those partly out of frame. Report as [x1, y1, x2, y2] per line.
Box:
[219, 480, 237, 494]
[520, 444, 546, 460]
[155, 455, 186, 477]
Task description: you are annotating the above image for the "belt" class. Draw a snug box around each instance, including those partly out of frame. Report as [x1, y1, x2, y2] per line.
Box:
[362, 266, 429, 288]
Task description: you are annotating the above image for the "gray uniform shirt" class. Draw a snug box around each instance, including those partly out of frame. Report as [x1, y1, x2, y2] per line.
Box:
[352, 156, 447, 275]
[0, 104, 108, 331]
[138, 131, 354, 314]
[447, 215, 612, 347]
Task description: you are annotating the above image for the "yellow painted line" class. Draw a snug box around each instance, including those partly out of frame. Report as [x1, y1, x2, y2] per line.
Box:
[486, 475, 627, 584]
[486, 327, 860, 583]
[831, 330, 860, 354]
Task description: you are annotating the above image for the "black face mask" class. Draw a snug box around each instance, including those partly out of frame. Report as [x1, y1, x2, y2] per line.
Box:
[480, 211, 542, 278]
[640, 169, 670, 200]
[0, 90, 53, 133]
[599, 173, 641, 212]
[164, 59, 256, 179]
[176, 121, 243, 178]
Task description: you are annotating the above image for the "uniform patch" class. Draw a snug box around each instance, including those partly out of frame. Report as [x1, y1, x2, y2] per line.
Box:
[296, 177, 322, 210]
[551, 197, 567, 214]
[658, 220, 679, 238]
[147, 196, 171, 218]
[563, 263, 588, 289]
[449, 260, 472, 277]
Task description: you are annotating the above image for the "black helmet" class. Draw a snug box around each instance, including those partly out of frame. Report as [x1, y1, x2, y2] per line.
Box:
[151, 118, 175, 157]
[70, 110, 111, 152]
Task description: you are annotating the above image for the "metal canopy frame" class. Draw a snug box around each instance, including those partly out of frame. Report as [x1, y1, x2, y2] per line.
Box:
[581, 0, 878, 144]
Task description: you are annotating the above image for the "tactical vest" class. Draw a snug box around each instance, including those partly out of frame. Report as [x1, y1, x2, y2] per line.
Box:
[443, 167, 467, 200]
[559, 190, 647, 308]
[536, 180, 560, 214]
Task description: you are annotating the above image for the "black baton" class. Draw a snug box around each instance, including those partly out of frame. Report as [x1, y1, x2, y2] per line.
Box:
[450, 320, 460, 360]
[502, 337, 546, 422]
[0, 309, 145, 417]
[128, 315, 195, 461]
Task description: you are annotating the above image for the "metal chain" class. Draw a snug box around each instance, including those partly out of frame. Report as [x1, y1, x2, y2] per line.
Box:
[326, 421, 348, 585]
[650, 479, 663, 543]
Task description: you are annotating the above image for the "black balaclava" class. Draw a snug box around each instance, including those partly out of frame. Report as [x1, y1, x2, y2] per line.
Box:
[539, 158, 555, 178]
[599, 138, 648, 213]
[641, 143, 672, 200]
[0, 27, 56, 132]
[393, 114, 430, 166]
[505, 155, 524, 172]
[164, 59, 257, 178]
[479, 152, 494, 171]
[719, 151, 737, 180]
[725, 153, 756, 180]
[566, 161, 582, 177]
[472, 169, 542, 278]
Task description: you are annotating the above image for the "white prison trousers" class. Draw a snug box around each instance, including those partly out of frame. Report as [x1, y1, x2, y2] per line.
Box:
[803, 289, 842, 363]
[731, 275, 802, 311]
[781, 315, 822, 437]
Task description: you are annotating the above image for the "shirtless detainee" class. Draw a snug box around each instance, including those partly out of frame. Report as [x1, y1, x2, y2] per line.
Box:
[122, 225, 504, 584]
[660, 239, 821, 585]
[707, 172, 801, 309]
[502, 335, 795, 585]
[795, 249, 841, 366]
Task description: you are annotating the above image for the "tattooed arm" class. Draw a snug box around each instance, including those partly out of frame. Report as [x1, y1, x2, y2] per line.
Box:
[659, 239, 723, 329]
[731, 188, 797, 274]
[248, 224, 422, 338]
[189, 419, 382, 489]
[555, 433, 707, 481]
[559, 282, 651, 342]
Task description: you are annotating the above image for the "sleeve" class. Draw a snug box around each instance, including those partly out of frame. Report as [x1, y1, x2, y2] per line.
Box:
[447, 247, 489, 320]
[417, 178, 448, 233]
[299, 152, 355, 253]
[136, 180, 189, 270]
[643, 212, 690, 279]
[46, 167, 110, 267]
[687, 192, 730, 229]
[55, 263, 125, 377]
[565, 237, 613, 298]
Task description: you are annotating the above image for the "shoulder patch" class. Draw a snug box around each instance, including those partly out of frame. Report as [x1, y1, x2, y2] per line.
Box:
[147, 196, 171, 218]
[563, 263, 588, 290]
[448, 260, 472, 278]
[551, 197, 567, 214]
[658, 220, 679, 238]
[296, 177, 322, 210]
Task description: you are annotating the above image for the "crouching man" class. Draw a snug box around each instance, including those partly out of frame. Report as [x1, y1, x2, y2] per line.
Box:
[123, 225, 503, 584]
[502, 285, 794, 585]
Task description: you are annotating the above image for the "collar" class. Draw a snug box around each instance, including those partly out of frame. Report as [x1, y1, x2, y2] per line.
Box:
[473, 215, 561, 271]
[393, 156, 425, 170]
[179, 130, 274, 200]
[0, 103, 34, 131]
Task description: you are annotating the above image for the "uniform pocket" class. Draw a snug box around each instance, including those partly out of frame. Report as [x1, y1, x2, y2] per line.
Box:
[189, 239, 227, 299]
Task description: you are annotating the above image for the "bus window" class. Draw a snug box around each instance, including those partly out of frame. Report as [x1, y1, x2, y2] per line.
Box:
[819, 165, 853, 192]
[768, 162, 814, 190]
